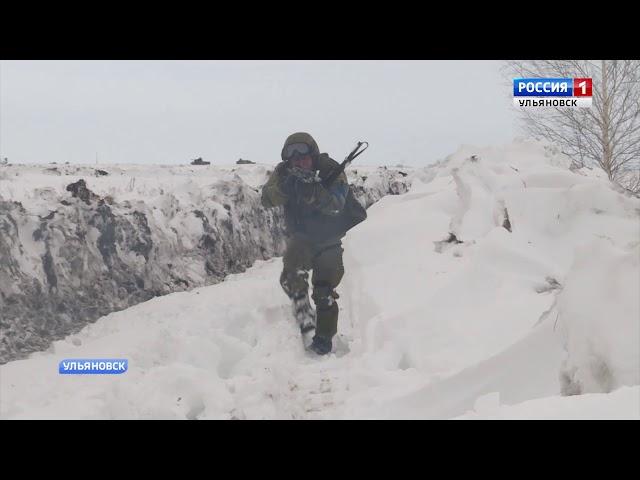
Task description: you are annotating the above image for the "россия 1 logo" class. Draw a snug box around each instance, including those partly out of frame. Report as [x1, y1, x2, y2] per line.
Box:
[513, 78, 592, 108]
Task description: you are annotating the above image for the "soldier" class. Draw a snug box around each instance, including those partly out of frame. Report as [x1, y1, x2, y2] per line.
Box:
[261, 132, 366, 355]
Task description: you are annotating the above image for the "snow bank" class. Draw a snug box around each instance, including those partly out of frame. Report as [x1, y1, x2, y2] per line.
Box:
[0, 162, 410, 363]
[557, 239, 640, 395]
[340, 139, 639, 418]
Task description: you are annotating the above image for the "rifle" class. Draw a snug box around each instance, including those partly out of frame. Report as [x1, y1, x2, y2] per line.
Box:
[321, 141, 369, 188]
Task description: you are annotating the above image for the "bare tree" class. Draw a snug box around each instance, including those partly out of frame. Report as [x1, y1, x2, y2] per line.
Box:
[504, 60, 640, 194]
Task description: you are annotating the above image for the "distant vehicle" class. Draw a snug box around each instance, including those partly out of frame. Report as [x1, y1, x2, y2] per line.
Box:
[190, 157, 210, 166]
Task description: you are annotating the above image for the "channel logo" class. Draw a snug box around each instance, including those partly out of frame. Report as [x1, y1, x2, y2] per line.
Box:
[513, 78, 592, 108]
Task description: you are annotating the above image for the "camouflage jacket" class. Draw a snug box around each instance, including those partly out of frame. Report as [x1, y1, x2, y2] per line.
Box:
[261, 153, 350, 244]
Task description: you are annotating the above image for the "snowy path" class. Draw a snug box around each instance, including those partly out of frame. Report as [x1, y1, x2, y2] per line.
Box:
[0, 256, 394, 419]
[1, 140, 638, 419]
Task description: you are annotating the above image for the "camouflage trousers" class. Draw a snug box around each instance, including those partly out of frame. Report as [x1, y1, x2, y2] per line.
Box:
[280, 234, 345, 339]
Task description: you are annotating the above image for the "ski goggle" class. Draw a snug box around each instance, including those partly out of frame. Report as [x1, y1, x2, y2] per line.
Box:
[283, 142, 311, 159]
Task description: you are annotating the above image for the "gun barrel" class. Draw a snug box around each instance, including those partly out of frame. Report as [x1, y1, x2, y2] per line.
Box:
[322, 141, 368, 188]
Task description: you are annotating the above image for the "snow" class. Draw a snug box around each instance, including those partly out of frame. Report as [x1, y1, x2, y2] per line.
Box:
[557, 239, 640, 395]
[1, 139, 639, 419]
[455, 386, 639, 420]
[0, 162, 390, 208]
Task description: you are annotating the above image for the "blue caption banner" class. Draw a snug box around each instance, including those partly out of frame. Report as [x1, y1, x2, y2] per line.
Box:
[59, 359, 128, 375]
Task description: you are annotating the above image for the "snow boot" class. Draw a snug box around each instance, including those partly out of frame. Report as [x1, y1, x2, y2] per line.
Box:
[308, 335, 332, 355]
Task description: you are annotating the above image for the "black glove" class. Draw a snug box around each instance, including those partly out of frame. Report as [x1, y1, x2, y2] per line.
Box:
[280, 172, 299, 196]
[281, 168, 317, 198]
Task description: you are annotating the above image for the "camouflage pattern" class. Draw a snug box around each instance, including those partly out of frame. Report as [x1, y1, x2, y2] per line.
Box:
[280, 234, 344, 339]
[261, 133, 350, 245]
[261, 132, 351, 340]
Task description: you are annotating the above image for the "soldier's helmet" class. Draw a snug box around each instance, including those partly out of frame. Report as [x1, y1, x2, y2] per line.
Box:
[281, 132, 320, 165]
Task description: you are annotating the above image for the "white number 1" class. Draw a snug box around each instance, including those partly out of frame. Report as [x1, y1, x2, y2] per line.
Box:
[578, 81, 587, 95]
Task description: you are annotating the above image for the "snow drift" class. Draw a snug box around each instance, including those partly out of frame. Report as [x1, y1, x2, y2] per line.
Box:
[0, 140, 638, 419]
[557, 239, 639, 395]
[0, 163, 410, 363]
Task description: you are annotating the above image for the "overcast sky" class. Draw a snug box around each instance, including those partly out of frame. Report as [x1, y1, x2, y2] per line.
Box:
[0, 60, 518, 167]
